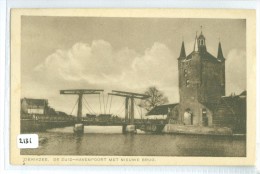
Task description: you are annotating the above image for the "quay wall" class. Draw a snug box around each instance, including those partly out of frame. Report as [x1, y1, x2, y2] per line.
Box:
[163, 124, 233, 135]
[21, 119, 74, 133]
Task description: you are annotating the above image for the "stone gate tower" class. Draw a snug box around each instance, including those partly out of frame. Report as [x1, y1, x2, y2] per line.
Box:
[178, 30, 225, 126]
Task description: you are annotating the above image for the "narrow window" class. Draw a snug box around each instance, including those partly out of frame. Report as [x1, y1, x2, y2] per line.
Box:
[202, 108, 208, 126]
[186, 79, 190, 87]
[184, 69, 188, 77]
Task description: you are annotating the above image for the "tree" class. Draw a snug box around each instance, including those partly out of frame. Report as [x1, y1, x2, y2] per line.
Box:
[139, 86, 169, 111]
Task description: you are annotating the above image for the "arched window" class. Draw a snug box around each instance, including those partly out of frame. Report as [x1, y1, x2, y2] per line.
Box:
[184, 108, 192, 125]
[186, 79, 190, 87]
[184, 69, 188, 77]
[202, 108, 208, 126]
[199, 39, 204, 46]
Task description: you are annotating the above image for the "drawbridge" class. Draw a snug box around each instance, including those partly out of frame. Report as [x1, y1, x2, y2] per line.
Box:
[60, 89, 151, 133]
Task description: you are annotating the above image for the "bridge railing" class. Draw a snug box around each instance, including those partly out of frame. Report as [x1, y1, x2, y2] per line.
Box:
[37, 115, 77, 122]
[133, 119, 167, 125]
[21, 114, 77, 122]
[21, 114, 168, 125]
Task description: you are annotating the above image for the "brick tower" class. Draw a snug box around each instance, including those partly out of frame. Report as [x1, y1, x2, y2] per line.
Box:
[178, 30, 225, 126]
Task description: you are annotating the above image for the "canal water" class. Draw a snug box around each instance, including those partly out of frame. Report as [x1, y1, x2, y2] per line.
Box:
[21, 126, 246, 157]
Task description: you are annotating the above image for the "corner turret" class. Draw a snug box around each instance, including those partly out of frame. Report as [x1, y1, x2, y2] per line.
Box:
[217, 42, 225, 61]
[179, 41, 186, 58]
[194, 33, 199, 52]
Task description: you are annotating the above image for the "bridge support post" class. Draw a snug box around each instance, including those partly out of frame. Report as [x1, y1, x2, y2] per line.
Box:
[60, 89, 104, 134]
[122, 124, 136, 134]
[77, 93, 83, 122]
[74, 93, 84, 134]
[122, 124, 127, 134]
[130, 97, 134, 125]
[125, 97, 129, 124]
[122, 97, 136, 133]
[108, 90, 150, 134]
[74, 123, 84, 134]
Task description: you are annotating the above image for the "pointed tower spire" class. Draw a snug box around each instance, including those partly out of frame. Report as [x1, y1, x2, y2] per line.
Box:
[217, 41, 224, 60]
[179, 41, 186, 58]
[194, 32, 198, 52]
[198, 26, 207, 52]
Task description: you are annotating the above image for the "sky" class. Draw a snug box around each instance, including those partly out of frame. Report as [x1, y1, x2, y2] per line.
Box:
[21, 16, 246, 118]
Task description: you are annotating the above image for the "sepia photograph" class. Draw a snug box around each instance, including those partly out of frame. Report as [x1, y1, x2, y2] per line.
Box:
[10, 9, 256, 165]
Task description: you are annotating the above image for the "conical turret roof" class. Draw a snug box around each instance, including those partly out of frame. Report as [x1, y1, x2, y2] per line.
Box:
[217, 42, 224, 60]
[179, 41, 186, 58]
[194, 33, 198, 52]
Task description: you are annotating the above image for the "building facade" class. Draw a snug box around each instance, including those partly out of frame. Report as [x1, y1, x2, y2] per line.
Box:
[176, 31, 225, 126]
[21, 98, 48, 115]
[213, 91, 246, 133]
[147, 30, 246, 133]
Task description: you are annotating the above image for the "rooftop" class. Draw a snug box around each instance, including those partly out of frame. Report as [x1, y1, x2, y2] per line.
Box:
[146, 103, 178, 116]
[21, 98, 48, 106]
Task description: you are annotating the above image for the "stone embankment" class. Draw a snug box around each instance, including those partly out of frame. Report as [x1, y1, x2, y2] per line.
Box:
[163, 124, 233, 136]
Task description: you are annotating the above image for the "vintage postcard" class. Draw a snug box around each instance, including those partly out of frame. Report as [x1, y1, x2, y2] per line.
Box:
[10, 9, 256, 165]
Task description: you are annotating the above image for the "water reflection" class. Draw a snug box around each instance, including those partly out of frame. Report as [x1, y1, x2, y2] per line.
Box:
[21, 126, 246, 157]
[123, 134, 135, 156]
[75, 134, 83, 155]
